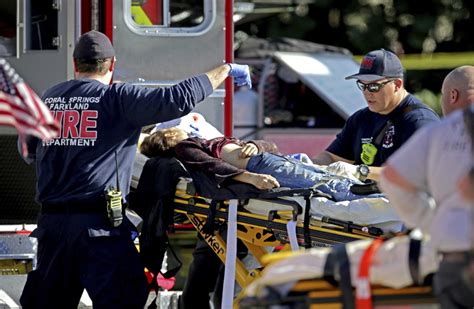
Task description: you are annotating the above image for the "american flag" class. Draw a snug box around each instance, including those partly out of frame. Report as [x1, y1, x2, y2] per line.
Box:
[0, 58, 59, 156]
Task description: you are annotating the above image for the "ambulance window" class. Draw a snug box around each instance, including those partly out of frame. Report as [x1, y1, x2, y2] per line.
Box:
[0, 0, 58, 57]
[125, 0, 215, 36]
[0, 1, 17, 56]
[25, 0, 59, 51]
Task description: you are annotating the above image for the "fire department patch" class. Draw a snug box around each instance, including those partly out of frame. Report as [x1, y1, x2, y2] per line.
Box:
[382, 125, 395, 148]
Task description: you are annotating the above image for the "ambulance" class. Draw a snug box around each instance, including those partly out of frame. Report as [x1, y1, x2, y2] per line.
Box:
[0, 1, 365, 307]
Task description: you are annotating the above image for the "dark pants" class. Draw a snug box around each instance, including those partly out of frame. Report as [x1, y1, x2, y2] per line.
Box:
[247, 153, 384, 201]
[20, 213, 148, 309]
[181, 238, 224, 309]
[434, 252, 474, 309]
[181, 235, 248, 309]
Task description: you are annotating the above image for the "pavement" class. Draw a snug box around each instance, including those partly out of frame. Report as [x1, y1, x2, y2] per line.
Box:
[0, 275, 182, 309]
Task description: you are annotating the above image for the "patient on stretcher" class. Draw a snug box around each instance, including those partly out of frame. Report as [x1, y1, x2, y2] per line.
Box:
[140, 127, 384, 202]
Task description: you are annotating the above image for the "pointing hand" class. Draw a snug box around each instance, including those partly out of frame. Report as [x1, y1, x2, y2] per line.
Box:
[227, 63, 252, 88]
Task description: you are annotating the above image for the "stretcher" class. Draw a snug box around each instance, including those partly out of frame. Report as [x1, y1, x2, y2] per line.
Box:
[238, 234, 439, 308]
[135, 156, 405, 307]
[174, 178, 386, 239]
[169, 178, 391, 290]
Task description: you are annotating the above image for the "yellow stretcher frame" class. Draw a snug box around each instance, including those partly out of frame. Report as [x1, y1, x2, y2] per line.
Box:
[172, 185, 379, 306]
[239, 278, 436, 308]
[236, 242, 437, 308]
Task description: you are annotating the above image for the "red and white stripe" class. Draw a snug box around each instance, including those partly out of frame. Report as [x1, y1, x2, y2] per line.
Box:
[0, 59, 59, 156]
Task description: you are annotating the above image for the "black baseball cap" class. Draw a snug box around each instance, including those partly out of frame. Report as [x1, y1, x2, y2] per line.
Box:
[73, 30, 115, 60]
[345, 49, 403, 81]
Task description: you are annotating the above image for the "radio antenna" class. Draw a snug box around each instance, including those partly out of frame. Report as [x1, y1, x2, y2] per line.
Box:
[114, 151, 120, 191]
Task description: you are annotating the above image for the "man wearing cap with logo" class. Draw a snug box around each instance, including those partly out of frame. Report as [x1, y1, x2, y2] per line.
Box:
[313, 49, 439, 182]
[19, 30, 252, 308]
[380, 65, 474, 307]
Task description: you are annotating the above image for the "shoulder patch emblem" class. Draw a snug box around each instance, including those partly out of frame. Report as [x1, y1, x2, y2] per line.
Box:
[382, 125, 395, 148]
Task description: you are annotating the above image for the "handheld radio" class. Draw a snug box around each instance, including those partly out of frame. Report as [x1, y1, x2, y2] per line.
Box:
[106, 151, 123, 227]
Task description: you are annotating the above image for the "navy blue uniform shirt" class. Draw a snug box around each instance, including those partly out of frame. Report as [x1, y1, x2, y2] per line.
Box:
[25, 75, 212, 204]
[326, 94, 440, 166]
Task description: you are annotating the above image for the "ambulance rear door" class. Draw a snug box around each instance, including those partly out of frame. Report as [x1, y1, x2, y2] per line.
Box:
[112, 0, 227, 131]
[0, 0, 75, 95]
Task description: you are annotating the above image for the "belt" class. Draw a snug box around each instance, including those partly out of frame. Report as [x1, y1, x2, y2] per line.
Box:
[41, 200, 107, 214]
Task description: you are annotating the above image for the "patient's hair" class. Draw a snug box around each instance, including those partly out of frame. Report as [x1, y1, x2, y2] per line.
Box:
[140, 127, 184, 157]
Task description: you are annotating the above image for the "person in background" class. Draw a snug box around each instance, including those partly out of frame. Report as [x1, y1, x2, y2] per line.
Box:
[312, 49, 439, 182]
[19, 30, 252, 309]
[379, 65, 474, 308]
[458, 103, 474, 203]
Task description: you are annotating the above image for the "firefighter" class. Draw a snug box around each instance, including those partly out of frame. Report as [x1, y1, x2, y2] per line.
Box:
[19, 30, 251, 309]
[312, 49, 439, 181]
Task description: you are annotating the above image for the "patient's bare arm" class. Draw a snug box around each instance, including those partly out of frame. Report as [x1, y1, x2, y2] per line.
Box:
[220, 143, 253, 169]
[312, 151, 353, 165]
[221, 141, 275, 169]
[233, 171, 280, 190]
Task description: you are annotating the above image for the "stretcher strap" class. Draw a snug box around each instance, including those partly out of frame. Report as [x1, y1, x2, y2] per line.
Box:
[203, 200, 219, 234]
[222, 199, 238, 309]
[286, 219, 299, 251]
[335, 244, 354, 309]
[303, 194, 312, 248]
[322, 250, 338, 286]
[356, 238, 384, 309]
[350, 181, 380, 195]
[408, 237, 422, 285]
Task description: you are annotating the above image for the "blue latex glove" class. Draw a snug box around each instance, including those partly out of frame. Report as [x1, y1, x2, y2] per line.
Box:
[227, 63, 252, 88]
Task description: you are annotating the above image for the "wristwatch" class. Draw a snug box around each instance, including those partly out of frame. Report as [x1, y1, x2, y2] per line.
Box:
[356, 164, 370, 181]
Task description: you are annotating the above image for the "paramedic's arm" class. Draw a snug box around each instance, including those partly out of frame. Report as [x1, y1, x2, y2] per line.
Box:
[313, 115, 357, 165]
[365, 166, 383, 181]
[323, 159, 383, 181]
[312, 151, 352, 165]
[379, 165, 435, 232]
[378, 128, 435, 232]
[458, 169, 474, 202]
[205, 63, 251, 90]
[205, 65, 230, 90]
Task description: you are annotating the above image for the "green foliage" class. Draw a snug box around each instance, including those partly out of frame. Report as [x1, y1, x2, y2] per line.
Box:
[413, 89, 443, 116]
[234, 0, 472, 118]
[236, 0, 474, 54]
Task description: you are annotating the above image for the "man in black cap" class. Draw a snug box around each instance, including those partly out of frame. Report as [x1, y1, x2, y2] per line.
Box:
[312, 48, 439, 181]
[19, 30, 252, 309]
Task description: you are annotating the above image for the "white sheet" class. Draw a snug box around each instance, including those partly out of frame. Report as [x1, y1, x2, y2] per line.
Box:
[244, 194, 403, 232]
[245, 233, 439, 298]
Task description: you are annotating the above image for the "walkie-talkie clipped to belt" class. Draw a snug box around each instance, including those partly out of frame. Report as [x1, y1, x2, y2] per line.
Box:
[106, 151, 123, 227]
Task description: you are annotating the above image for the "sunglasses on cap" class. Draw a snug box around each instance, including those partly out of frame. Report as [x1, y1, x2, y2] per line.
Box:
[356, 79, 396, 93]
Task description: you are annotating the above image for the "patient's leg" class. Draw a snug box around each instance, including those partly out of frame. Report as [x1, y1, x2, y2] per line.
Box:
[246, 153, 385, 201]
[246, 153, 326, 188]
